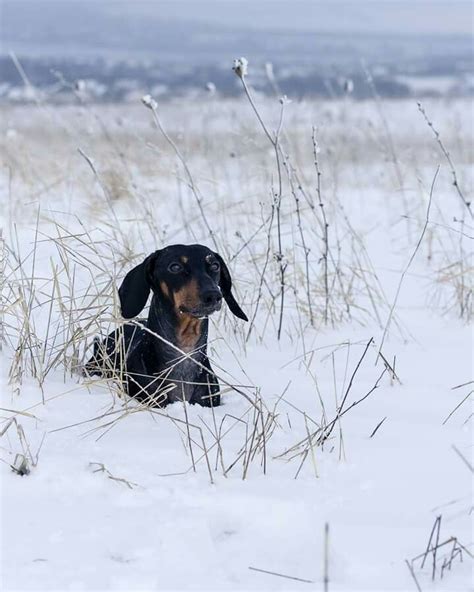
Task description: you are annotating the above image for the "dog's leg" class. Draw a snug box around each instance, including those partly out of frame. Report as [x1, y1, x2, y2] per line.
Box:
[125, 350, 169, 407]
[191, 358, 221, 407]
[83, 333, 118, 377]
[126, 374, 169, 407]
[83, 323, 144, 378]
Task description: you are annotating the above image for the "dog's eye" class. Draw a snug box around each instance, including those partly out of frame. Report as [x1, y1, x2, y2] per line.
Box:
[209, 261, 220, 273]
[168, 262, 183, 274]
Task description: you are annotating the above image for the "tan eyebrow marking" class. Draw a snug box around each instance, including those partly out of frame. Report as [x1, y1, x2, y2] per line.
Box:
[180, 256, 188, 263]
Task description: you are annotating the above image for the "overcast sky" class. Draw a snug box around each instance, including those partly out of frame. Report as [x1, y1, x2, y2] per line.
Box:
[2, 0, 473, 36]
[110, 1, 473, 35]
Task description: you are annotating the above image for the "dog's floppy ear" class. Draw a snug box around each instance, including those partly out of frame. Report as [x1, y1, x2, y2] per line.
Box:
[118, 252, 159, 319]
[214, 252, 248, 321]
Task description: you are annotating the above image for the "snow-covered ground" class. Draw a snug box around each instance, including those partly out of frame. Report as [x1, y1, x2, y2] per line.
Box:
[0, 96, 472, 591]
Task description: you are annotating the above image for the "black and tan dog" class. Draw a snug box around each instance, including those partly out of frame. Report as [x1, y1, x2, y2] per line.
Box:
[84, 244, 247, 407]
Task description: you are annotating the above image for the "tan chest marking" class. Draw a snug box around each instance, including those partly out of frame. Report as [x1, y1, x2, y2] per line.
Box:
[176, 314, 202, 352]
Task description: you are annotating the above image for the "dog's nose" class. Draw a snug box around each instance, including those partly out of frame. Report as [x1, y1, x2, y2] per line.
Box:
[202, 290, 222, 307]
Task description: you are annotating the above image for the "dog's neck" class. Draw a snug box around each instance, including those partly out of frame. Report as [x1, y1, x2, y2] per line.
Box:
[146, 295, 209, 402]
[148, 295, 208, 354]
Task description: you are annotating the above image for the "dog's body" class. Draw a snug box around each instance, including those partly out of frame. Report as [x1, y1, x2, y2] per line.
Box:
[84, 244, 247, 407]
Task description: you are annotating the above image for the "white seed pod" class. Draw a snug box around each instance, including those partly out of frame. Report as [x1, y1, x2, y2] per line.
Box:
[75, 79, 86, 92]
[232, 57, 248, 78]
[141, 94, 158, 110]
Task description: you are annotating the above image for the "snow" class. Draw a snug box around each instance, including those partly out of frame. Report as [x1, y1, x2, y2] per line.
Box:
[0, 97, 472, 591]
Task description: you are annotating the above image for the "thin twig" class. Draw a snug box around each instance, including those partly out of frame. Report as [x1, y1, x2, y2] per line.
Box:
[452, 444, 474, 473]
[442, 390, 472, 425]
[418, 102, 472, 218]
[405, 559, 422, 592]
[378, 166, 440, 356]
[248, 566, 314, 584]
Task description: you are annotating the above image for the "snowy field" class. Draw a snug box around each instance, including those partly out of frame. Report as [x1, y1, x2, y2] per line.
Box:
[0, 93, 472, 591]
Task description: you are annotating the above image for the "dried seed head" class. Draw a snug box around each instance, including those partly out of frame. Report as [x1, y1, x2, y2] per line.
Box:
[232, 57, 248, 78]
[75, 79, 86, 92]
[141, 94, 158, 110]
[344, 78, 354, 94]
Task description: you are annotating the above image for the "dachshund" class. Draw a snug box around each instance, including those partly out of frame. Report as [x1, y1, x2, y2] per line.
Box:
[84, 244, 247, 407]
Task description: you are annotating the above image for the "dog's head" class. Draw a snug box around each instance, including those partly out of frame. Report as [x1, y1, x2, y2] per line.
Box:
[118, 244, 248, 321]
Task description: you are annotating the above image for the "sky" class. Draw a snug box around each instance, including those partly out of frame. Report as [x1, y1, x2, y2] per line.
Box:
[110, 0, 473, 35]
[2, 0, 473, 36]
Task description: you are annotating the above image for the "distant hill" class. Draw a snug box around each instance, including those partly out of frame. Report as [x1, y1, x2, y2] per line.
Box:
[1, 0, 472, 102]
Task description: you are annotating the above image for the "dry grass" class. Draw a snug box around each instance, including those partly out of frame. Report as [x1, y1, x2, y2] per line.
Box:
[0, 87, 472, 480]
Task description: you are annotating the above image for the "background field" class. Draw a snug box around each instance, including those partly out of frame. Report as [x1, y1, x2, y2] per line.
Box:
[0, 87, 473, 591]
